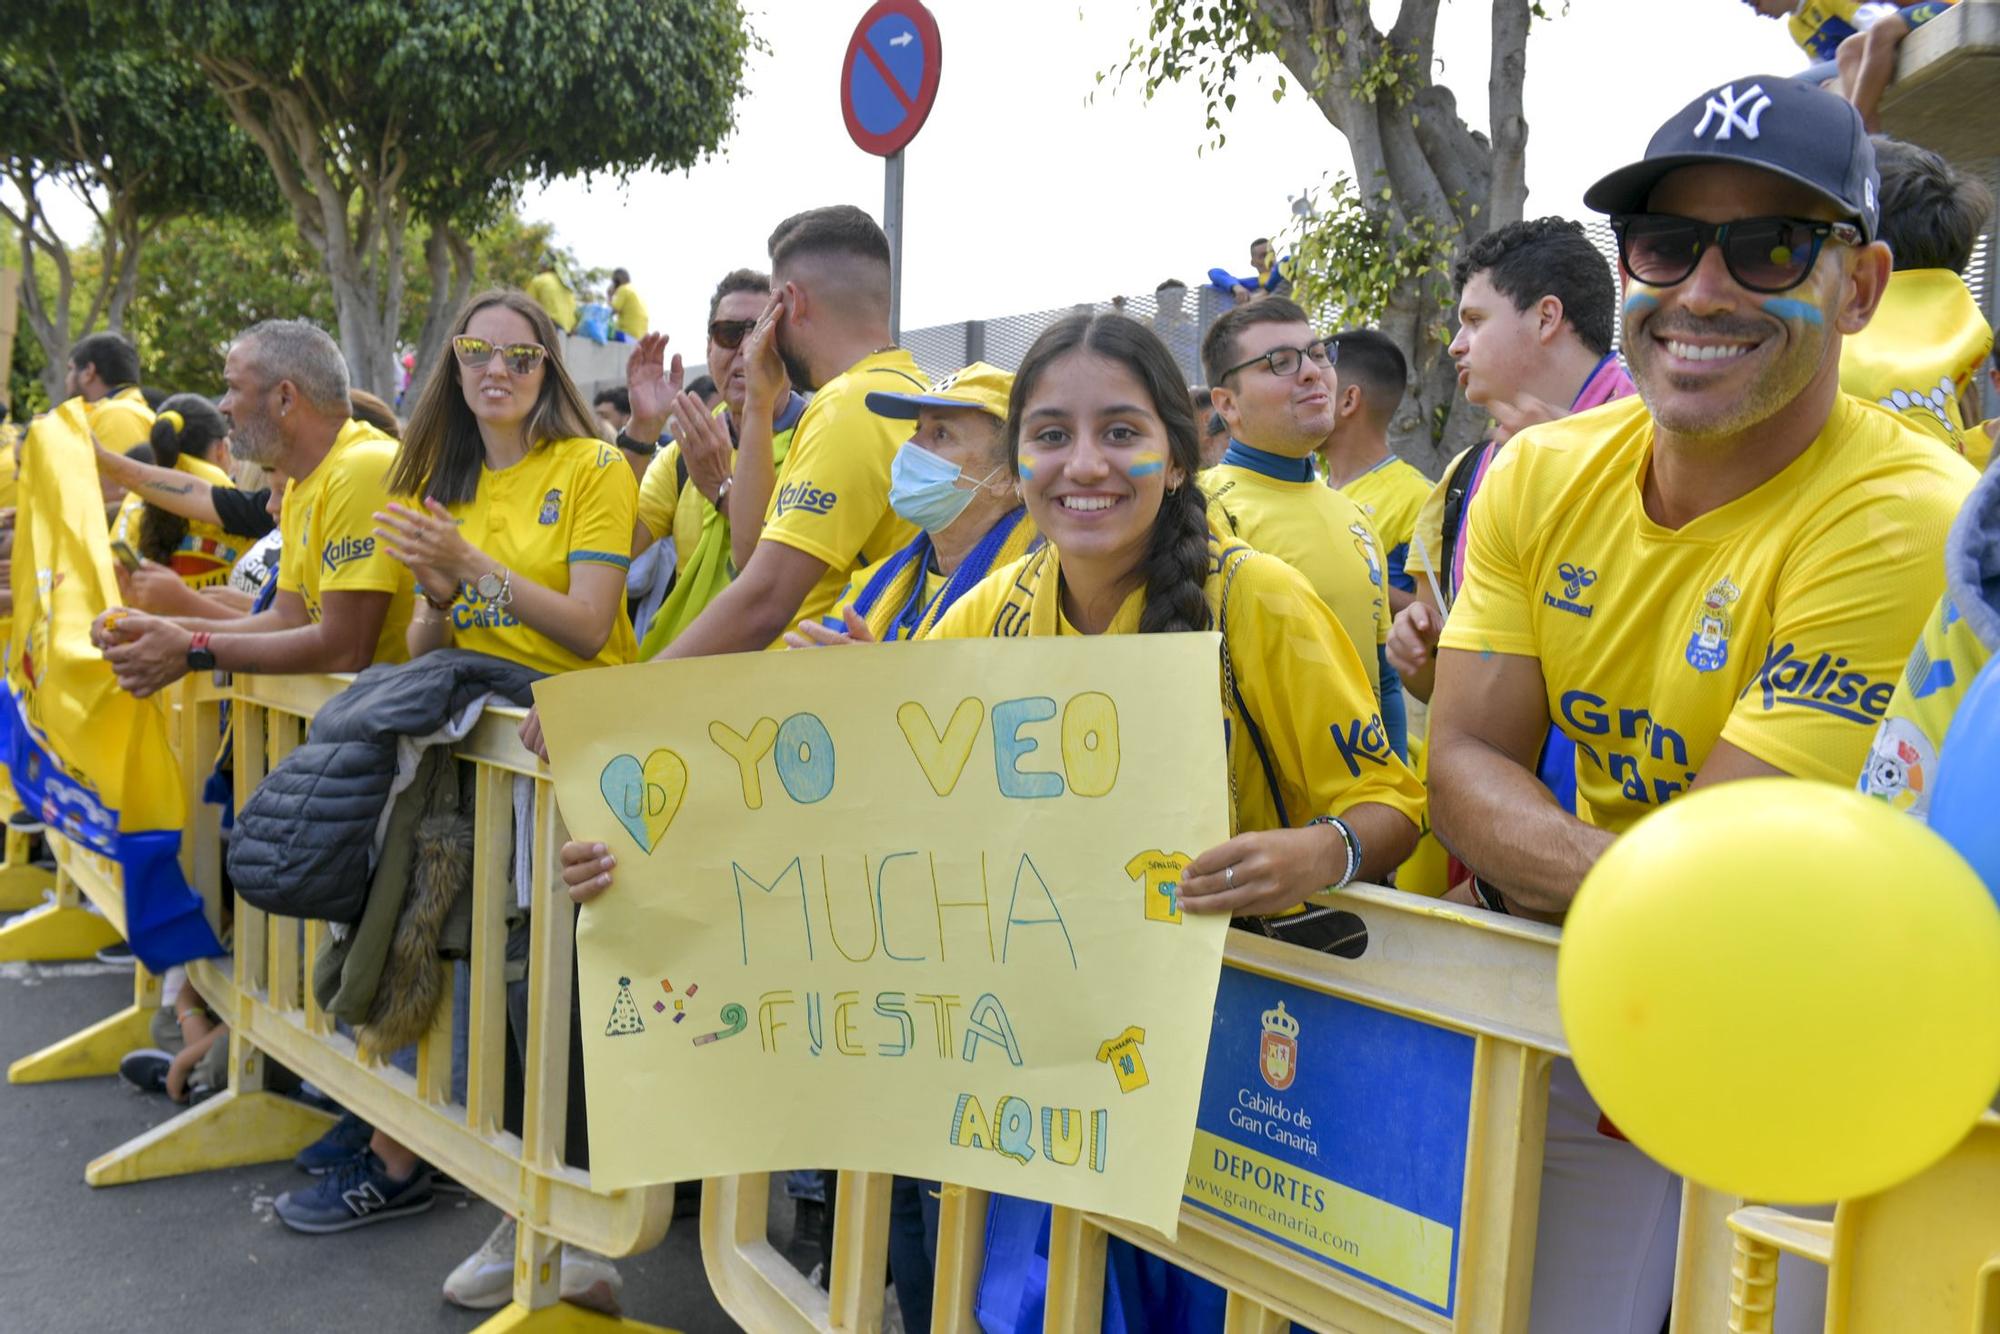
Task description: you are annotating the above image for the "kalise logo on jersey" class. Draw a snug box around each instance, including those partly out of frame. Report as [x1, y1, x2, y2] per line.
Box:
[322, 535, 375, 573]
[774, 480, 838, 517]
[1329, 714, 1396, 778]
[1744, 641, 1893, 725]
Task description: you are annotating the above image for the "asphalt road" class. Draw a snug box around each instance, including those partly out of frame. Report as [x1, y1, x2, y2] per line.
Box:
[0, 960, 750, 1333]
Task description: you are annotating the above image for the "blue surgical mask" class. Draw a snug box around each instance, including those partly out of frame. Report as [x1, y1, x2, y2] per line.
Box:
[889, 440, 991, 534]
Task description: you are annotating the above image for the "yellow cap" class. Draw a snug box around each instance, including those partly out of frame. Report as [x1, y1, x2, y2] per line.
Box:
[865, 361, 1013, 424]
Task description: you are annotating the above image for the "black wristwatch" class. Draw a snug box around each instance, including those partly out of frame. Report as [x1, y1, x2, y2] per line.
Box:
[615, 429, 660, 458]
[186, 631, 217, 672]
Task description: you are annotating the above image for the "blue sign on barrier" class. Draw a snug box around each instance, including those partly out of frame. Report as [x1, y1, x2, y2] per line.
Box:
[1183, 967, 1476, 1316]
[840, 0, 942, 158]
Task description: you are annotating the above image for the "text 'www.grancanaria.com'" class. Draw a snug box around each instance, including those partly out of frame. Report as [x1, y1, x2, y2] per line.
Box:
[1185, 1173, 1362, 1260]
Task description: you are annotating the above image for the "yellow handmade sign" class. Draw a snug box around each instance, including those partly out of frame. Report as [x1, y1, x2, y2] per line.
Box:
[537, 634, 1231, 1236]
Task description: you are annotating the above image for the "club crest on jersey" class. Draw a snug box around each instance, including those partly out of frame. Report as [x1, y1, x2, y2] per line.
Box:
[1348, 522, 1383, 590]
[1859, 717, 1934, 818]
[539, 488, 562, 525]
[1685, 575, 1740, 673]
[1543, 562, 1598, 618]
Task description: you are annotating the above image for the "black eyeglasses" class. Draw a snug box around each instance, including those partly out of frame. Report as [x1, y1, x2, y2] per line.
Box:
[1610, 214, 1865, 294]
[1216, 337, 1336, 383]
[452, 337, 546, 375]
[708, 319, 758, 350]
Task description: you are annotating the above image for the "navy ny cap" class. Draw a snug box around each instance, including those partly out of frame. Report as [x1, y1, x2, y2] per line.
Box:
[1584, 76, 1879, 241]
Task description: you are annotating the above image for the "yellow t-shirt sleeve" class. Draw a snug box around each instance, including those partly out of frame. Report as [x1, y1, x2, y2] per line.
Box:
[1436, 448, 1536, 658]
[637, 445, 681, 541]
[1231, 554, 1426, 828]
[1857, 591, 1987, 819]
[1408, 448, 1467, 586]
[760, 399, 891, 574]
[319, 452, 405, 594]
[568, 445, 639, 569]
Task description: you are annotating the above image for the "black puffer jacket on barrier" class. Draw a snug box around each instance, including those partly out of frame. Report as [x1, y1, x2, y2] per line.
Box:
[228, 649, 543, 922]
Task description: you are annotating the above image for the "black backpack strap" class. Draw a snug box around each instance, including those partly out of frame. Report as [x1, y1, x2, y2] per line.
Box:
[1437, 443, 1487, 604]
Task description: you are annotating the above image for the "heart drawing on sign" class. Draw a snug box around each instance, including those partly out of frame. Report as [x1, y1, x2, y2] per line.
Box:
[598, 749, 688, 853]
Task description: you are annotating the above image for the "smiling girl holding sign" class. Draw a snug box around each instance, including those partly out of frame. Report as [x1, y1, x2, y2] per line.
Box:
[564, 313, 1423, 943]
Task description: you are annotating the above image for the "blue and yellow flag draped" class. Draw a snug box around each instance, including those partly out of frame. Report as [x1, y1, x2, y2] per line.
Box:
[0, 400, 222, 971]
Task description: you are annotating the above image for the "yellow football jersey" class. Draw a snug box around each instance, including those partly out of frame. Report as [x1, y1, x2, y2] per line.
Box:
[436, 436, 638, 675]
[84, 386, 154, 453]
[1337, 454, 1432, 595]
[759, 349, 924, 641]
[829, 507, 1039, 643]
[1439, 394, 1974, 835]
[1859, 588, 1988, 821]
[928, 527, 1426, 840]
[1203, 459, 1389, 672]
[1841, 268, 1993, 453]
[610, 284, 648, 339]
[278, 418, 414, 666]
[637, 396, 805, 573]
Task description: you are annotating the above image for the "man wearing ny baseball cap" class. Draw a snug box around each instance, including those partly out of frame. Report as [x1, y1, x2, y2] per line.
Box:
[1427, 77, 1975, 1332]
[785, 362, 1039, 645]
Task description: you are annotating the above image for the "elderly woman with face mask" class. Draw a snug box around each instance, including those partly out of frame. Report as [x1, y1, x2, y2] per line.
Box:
[785, 362, 1039, 646]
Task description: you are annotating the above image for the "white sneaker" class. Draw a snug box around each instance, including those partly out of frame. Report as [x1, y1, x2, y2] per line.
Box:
[442, 1216, 516, 1310]
[559, 1245, 624, 1316]
[440, 1215, 625, 1315]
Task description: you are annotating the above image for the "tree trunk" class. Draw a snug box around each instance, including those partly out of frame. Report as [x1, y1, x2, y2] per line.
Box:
[409, 221, 477, 403]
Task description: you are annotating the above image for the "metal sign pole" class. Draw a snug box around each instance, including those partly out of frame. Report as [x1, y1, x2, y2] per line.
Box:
[885, 148, 905, 343]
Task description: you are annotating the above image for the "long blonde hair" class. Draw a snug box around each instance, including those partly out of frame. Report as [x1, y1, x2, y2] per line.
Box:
[388, 289, 598, 504]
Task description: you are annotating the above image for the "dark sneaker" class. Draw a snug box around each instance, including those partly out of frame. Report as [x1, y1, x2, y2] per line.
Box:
[118, 1048, 172, 1094]
[273, 1150, 434, 1233]
[7, 809, 45, 836]
[294, 1110, 373, 1176]
[95, 942, 135, 965]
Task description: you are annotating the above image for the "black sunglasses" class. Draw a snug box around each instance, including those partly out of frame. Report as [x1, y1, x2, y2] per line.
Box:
[1610, 214, 1865, 294]
[708, 319, 758, 350]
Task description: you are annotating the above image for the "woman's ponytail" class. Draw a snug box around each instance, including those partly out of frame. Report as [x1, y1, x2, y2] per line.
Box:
[137, 394, 228, 566]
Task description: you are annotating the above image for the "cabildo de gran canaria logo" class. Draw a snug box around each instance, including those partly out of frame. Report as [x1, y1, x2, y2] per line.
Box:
[774, 479, 838, 517]
[1544, 562, 1597, 618]
[322, 534, 374, 574]
[1259, 1001, 1299, 1092]
[1743, 641, 1894, 725]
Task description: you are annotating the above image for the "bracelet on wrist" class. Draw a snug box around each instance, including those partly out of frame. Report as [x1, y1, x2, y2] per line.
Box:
[1309, 814, 1363, 890]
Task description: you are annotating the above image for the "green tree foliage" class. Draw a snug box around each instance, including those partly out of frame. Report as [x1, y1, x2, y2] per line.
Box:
[149, 0, 754, 395]
[1116, 0, 1548, 473]
[0, 0, 274, 401]
[118, 210, 584, 403]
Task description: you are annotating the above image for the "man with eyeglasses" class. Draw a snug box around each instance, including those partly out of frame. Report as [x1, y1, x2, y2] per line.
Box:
[1200, 298, 1407, 774]
[622, 269, 810, 653]
[1427, 77, 1976, 1333]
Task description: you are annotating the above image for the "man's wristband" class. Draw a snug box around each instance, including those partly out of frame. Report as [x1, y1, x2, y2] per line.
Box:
[186, 632, 217, 673]
[615, 429, 660, 458]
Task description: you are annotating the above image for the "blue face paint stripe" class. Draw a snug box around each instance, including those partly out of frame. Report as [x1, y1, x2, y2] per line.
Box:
[1761, 297, 1823, 326]
[1622, 293, 1660, 317]
[1127, 460, 1164, 476]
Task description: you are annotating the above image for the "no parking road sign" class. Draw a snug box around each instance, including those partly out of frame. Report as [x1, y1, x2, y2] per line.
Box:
[841, 0, 942, 158]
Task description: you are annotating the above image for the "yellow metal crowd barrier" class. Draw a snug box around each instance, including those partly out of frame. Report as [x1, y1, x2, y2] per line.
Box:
[1, 673, 678, 1333]
[3, 667, 1995, 1332]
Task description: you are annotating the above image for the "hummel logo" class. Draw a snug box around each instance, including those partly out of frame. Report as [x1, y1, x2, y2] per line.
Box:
[1558, 562, 1597, 599]
[1693, 83, 1771, 142]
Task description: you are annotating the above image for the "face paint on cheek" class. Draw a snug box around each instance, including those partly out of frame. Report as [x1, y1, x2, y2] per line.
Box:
[1623, 293, 1661, 318]
[1016, 459, 1035, 481]
[1761, 297, 1824, 327]
[1127, 451, 1165, 477]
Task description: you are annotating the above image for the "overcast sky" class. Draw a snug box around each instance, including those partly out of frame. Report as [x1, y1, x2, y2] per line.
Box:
[28, 2, 1805, 349]
[520, 0, 1802, 341]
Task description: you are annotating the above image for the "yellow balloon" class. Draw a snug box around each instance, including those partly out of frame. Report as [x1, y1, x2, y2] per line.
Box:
[1559, 778, 2000, 1202]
